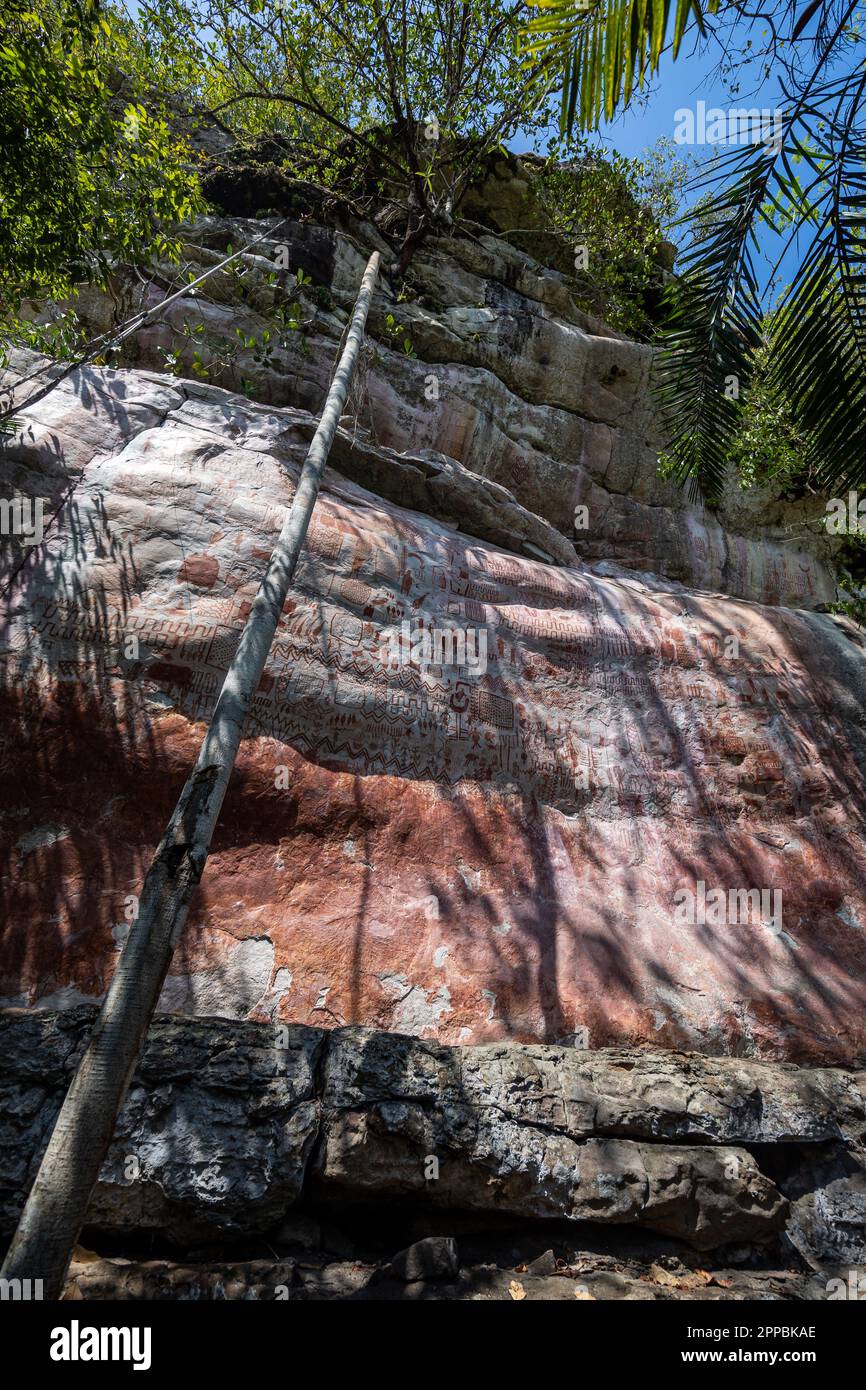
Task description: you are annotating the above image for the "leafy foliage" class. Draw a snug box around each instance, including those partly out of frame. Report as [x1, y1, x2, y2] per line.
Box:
[0, 0, 202, 339]
[723, 338, 813, 494]
[653, 141, 770, 499]
[656, 58, 866, 499]
[764, 69, 866, 493]
[525, 0, 866, 500]
[130, 0, 557, 266]
[829, 532, 866, 628]
[535, 135, 688, 335]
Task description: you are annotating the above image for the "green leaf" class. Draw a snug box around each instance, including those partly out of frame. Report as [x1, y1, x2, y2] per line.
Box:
[525, 0, 717, 133]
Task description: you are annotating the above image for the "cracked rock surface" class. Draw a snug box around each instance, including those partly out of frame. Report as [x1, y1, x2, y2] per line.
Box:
[63, 208, 840, 608]
[2, 1010, 864, 1268]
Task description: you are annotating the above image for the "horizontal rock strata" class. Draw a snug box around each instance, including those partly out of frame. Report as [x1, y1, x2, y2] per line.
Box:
[62, 211, 838, 608]
[2, 1010, 864, 1264]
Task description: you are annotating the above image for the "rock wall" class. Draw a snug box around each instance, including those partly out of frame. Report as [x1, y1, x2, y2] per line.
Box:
[1, 339, 866, 1062]
[67, 211, 838, 607]
[3, 178, 866, 1292]
[2, 1010, 864, 1274]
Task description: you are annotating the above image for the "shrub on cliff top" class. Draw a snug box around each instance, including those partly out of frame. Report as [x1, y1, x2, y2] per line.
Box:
[533, 136, 689, 337]
[128, 0, 557, 270]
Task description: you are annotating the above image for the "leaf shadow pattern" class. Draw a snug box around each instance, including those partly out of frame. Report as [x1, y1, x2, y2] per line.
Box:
[1, 355, 866, 1065]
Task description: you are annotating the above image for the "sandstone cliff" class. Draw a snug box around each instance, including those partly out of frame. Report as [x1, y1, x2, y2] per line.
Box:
[2, 195, 865, 1060]
[2, 165, 866, 1294]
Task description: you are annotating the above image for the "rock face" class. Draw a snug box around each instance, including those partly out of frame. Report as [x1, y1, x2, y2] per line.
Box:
[1, 1010, 864, 1267]
[65, 211, 838, 609]
[389, 1236, 459, 1281]
[2, 151, 865, 1300]
[1, 284, 866, 1060]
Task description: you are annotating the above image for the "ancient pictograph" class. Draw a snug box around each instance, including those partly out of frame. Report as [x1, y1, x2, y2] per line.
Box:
[10, 481, 864, 828]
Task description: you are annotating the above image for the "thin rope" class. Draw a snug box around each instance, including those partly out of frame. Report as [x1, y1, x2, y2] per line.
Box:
[0, 216, 292, 425]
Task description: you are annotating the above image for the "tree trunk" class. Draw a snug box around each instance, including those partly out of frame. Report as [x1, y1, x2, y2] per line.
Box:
[0, 250, 381, 1300]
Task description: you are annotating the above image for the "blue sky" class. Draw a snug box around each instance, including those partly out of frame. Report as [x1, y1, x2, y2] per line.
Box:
[594, 40, 781, 158]
[554, 35, 796, 302]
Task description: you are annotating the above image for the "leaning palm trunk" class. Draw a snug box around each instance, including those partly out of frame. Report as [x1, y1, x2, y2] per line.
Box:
[1, 250, 381, 1299]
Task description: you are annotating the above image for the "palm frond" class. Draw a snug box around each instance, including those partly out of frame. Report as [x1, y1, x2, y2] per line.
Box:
[657, 63, 866, 499]
[526, 0, 866, 499]
[768, 72, 866, 492]
[524, 0, 716, 132]
[654, 141, 772, 501]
